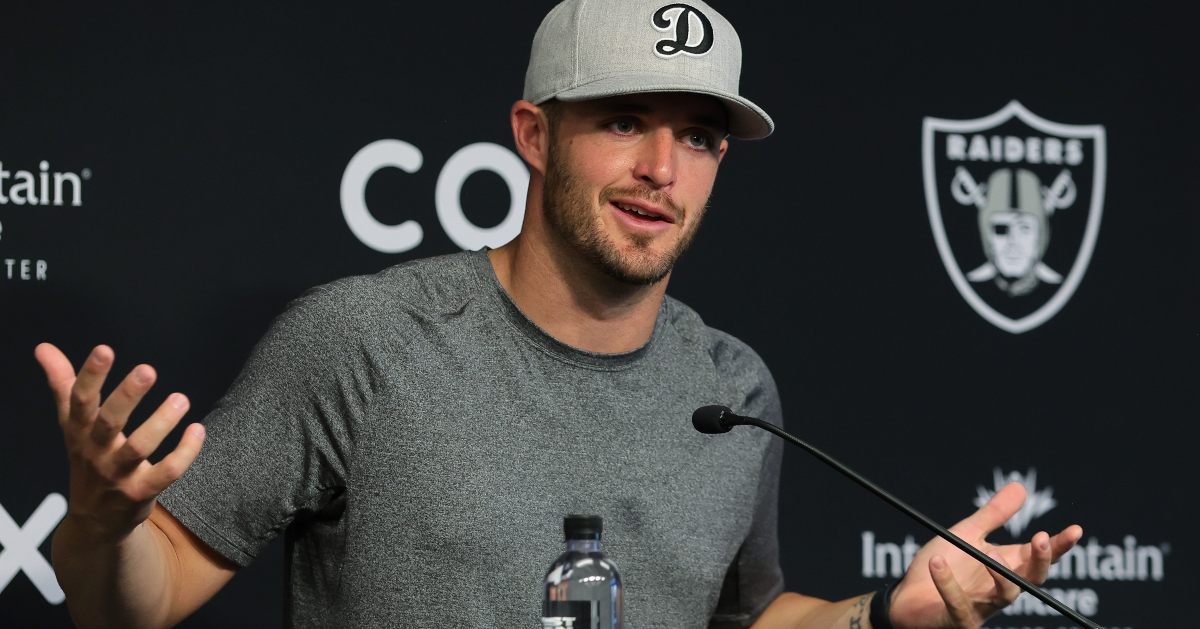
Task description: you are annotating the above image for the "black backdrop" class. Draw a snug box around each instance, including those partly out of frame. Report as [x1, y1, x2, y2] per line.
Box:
[1, 3, 1194, 628]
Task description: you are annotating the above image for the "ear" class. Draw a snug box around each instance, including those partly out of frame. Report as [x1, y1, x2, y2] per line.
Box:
[511, 100, 552, 176]
[717, 137, 729, 164]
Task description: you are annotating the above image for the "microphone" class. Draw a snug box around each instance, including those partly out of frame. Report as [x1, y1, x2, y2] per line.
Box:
[692, 405, 1102, 629]
[692, 404, 745, 433]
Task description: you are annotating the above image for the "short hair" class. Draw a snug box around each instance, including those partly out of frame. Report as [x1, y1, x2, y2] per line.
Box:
[538, 99, 564, 138]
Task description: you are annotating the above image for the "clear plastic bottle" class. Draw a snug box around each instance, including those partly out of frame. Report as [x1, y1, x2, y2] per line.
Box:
[541, 514, 622, 629]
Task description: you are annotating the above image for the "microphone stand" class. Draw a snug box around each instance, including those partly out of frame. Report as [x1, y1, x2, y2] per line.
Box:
[699, 408, 1102, 629]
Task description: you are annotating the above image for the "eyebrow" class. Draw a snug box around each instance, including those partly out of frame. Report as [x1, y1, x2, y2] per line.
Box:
[588, 101, 728, 133]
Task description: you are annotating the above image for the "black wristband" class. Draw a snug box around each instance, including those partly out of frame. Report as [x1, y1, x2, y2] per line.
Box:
[868, 582, 894, 629]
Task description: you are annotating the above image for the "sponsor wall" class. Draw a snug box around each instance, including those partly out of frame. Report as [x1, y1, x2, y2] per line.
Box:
[1, 3, 1193, 628]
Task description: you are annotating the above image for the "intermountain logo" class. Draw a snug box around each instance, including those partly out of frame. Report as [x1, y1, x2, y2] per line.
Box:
[922, 102, 1106, 333]
[0, 159, 91, 282]
[0, 160, 87, 207]
[974, 467, 1056, 537]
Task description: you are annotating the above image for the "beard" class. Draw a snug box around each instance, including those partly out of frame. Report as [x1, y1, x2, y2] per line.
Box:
[542, 142, 706, 286]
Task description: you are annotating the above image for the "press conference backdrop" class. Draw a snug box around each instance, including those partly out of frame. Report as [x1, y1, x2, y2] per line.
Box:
[1, 3, 1194, 628]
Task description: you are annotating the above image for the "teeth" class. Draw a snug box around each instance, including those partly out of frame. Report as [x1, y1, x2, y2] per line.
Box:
[617, 202, 653, 217]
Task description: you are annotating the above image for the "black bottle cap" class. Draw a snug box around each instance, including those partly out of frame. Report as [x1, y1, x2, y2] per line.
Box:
[564, 514, 602, 540]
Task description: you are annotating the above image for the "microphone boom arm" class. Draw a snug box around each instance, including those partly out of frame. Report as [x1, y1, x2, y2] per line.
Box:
[730, 412, 1101, 629]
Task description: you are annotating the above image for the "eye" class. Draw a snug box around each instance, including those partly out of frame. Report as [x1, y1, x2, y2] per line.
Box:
[608, 119, 637, 135]
[685, 130, 714, 150]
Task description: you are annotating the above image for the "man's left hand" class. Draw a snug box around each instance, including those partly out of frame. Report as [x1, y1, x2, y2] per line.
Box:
[886, 482, 1083, 628]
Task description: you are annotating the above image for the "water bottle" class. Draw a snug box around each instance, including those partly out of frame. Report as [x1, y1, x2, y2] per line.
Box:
[541, 514, 622, 628]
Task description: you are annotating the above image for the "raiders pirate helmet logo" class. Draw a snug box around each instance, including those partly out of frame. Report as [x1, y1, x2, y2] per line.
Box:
[923, 101, 1107, 333]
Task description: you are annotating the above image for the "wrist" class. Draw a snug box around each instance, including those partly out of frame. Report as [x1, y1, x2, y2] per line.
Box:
[63, 504, 148, 543]
[54, 513, 126, 559]
[869, 582, 894, 629]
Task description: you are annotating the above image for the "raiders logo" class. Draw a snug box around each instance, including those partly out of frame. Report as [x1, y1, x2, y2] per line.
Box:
[652, 3, 713, 58]
[922, 101, 1107, 333]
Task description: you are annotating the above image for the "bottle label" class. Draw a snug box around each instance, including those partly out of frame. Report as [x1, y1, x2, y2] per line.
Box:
[540, 601, 594, 628]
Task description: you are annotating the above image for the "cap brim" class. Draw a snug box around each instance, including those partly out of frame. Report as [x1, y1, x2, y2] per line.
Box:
[547, 74, 774, 140]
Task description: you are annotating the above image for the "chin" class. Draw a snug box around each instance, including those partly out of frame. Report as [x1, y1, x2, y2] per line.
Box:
[595, 247, 674, 285]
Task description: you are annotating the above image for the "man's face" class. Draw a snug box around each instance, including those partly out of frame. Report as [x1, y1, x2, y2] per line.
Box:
[987, 211, 1041, 277]
[540, 93, 728, 285]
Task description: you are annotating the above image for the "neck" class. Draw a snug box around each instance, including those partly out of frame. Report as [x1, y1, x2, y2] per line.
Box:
[488, 231, 668, 354]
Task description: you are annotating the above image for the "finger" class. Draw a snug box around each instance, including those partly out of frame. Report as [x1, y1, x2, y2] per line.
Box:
[90, 364, 158, 445]
[1023, 531, 1052, 585]
[928, 555, 975, 627]
[115, 393, 189, 468]
[144, 422, 206, 493]
[986, 552, 1022, 607]
[68, 345, 115, 426]
[34, 343, 77, 417]
[953, 482, 1027, 537]
[1048, 524, 1083, 560]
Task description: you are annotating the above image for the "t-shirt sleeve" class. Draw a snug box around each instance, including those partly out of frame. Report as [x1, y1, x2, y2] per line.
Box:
[708, 344, 786, 628]
[157, 282, 373, 567]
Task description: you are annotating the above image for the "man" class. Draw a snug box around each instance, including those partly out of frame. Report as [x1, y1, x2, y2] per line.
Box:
[37, 0, 1083, 627]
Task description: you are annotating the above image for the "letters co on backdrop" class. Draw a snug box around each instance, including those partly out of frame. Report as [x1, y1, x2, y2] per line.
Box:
[0, 3, 1191, 628]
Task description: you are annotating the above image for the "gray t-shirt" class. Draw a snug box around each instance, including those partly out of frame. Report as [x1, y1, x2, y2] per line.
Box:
[159, 249, 785, 628]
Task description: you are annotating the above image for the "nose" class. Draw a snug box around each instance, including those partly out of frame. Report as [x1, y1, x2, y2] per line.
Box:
[632, 128, 676, 189]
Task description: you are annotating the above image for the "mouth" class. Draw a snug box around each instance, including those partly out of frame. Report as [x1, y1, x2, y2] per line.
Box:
[609, 199, 676, 224]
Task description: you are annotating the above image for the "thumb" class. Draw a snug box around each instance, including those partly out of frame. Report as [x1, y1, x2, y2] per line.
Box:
[34, 342, 77, 414]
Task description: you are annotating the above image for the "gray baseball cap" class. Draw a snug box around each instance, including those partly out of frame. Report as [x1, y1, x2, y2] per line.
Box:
[523, 0, 774, 139]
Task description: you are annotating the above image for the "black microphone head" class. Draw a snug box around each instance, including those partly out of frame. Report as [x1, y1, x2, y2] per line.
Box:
[693, 405, 735, 434]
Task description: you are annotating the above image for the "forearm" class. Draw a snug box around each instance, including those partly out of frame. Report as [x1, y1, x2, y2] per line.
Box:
[51, 515, 179, 629]
[750, 591, 878, 629]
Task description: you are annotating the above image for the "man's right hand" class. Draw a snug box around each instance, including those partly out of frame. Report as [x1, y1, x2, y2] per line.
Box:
[34, 343, 206, 544]
[36, 343, 236, 628]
